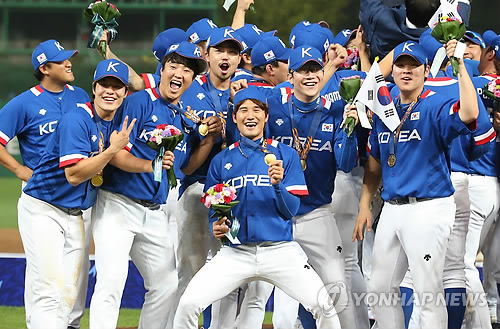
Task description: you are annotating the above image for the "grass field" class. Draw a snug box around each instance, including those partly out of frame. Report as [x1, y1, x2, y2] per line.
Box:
[0, 306, 274, 328]
[0, 177, 21, 229]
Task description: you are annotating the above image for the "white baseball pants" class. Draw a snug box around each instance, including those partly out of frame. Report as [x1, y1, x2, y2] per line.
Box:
[369, 197, 455, 329]
[18, 192, 85, 329]
[174, 241, 341, 329]
[89, 190, 177, 329]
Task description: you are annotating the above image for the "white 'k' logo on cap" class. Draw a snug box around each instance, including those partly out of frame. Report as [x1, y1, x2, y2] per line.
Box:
[302, 47, 312, 58]
[190, 32, 200, 43]
[194, 47, 201, 57]
[252, 25, 263, 35]
[207, 19, 217, 29]
[54, 41, 64, 51]
[264, 50, 276, 61]
[224, 29, 235, 38]
[342, 29, 351, 38]
[37, 53, 47, 64]
[402, 42, 415, 53]
[107, 62, 120, 72]
[169, 44, 179, 52]
[290, 35, 296, 47]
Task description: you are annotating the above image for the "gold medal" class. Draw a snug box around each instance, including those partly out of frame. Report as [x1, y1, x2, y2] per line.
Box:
[264, 153, 277, 165]
[301, 159, 307, 171]
[91, 174, 104, 187]
[198, 123, 209, 136]
[221, 142, 227, 150]
[388, 154, 396, 167]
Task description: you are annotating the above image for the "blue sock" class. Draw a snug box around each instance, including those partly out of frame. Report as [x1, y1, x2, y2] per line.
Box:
[298, 304, 316, 329]
[202, 305, 212, 329]
[445, 287, 467, 329]
[400, 287, 414, 329]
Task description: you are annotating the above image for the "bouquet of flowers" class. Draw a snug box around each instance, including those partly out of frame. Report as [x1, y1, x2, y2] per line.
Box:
[146, 124, 184, 188]
[83, 0, 121, 57]
[339, 76, 363, 137]
[430, 14, 466, 77]
[201, 183, 240, 245]
[343, 47, 360, 71]
[483, 78, 500, 111]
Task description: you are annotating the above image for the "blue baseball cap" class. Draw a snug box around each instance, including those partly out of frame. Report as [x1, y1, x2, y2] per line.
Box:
[251, 36, 291, 67]
[482, 30, 500, 60]
[418, 29, 445, 63]
[289, 20, 314, 47]
[393, 41, 428, 66]
[236, 24, 276, 53]
[187, 18, 218, 44]
[334, 29, 357, 47]
[233, 85, 268, 108]
[164, 41, 208, 75]
[93, 59, 129, 85]
[207, 27, 245, 52]
[464, 30, 486, 48]
[32, 39, 78, 70]
[292, 24, 330, 55]
[152, 28, 188, 62]
[289, 46, 324, 71]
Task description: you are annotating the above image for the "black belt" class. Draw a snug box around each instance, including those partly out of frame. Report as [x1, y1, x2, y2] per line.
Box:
[130, 198, 161, 211]
[54, 205, 82, 216]
[387, 197, 432, 205]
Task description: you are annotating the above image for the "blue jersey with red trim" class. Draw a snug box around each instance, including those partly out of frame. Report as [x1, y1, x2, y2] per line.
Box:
[266, 89, 358, 215]
[231, 68, 254, 82]
[468, 74, 499, 176]
[368, 89, 475, 200]
[24, 102, 110, 209]
[205, 138, 308, 245]
[178, 73, 231, 196]
[0, 84, 90, 169]
[391, 72, 495, 173]
[141, 73, 160, 90]
[102, 87, 191, 204]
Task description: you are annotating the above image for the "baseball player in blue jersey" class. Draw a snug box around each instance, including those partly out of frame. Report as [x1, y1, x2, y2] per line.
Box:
[17, 59, 132, 329]
[89, 42, 212, 329]
[0, 39, 90, 329]
[174, 86, 341, 329]
[353, 40, 479, 328]
[390, 32, 495, 329]
[257, 45, 359, 328]
[174, 27, 243, 325]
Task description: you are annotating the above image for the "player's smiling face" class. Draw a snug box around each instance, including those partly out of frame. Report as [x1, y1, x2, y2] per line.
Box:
[93, 77, 127, 120]
[207, 41, 241, 82]
[464, 41, 482, 61]
[290, 62, 324, 102]
[42, 59, 75, 84]
[160, 61, 195, 105]
[393, 56, 429, 102]
[233, 99, 268, 141]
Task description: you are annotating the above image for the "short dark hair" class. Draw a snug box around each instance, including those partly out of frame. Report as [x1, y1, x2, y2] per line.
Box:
[33, 62, 52, 81]
[251, 60, 279, 76]
[405, 0, 439, 28]
[161, 52, 201, 78]
[239, 49, 252, 68]
[234, 98, 269, 116]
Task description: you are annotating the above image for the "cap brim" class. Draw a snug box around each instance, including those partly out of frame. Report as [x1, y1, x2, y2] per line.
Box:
[211, 38, 244, 52]
[94, 74, 128, 86]
[179, 54, 208, 75]
[393, 53, 426, 65]
[293, 58, 324, 71]
[49, 50, 78, 63]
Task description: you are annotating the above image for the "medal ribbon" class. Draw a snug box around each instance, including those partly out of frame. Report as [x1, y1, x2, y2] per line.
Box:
[389, 97, 420, 156]
[287, 96, 324, 161]
[238, 136, 270, 158]
[93, 103, 105, 176]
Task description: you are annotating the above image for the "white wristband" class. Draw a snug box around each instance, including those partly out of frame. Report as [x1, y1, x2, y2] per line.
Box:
[454, 41, 466, 59]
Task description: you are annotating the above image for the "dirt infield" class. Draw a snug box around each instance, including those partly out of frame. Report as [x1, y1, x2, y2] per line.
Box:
[0, 228, 24, 253]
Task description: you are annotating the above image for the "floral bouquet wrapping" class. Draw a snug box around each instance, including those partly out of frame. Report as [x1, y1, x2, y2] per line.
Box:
[430, 14, 466, 77]
[83, 0, 121, 57]
[343, 47, 360, 71]
[201, 183, 240, 245]
[146, 124, 184, 188]
[483, 78, 500, 112]
[339, 76, 363, 137]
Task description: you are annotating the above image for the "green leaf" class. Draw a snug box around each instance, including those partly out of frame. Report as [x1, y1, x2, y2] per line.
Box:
[339, 77, 361, 103]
